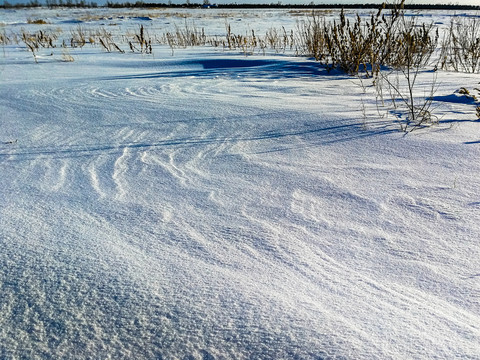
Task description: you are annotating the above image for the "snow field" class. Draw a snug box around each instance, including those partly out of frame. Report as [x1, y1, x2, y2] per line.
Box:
[1, 7, 480, 359]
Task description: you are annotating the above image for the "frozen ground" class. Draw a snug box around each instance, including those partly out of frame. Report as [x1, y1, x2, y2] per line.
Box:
[1, 7, 480, 360]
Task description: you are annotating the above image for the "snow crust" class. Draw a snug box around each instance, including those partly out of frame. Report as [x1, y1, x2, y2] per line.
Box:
[1, 7, 479, 360]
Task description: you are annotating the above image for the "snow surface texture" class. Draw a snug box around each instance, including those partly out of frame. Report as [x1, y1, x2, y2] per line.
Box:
[1, 8, 480, 360]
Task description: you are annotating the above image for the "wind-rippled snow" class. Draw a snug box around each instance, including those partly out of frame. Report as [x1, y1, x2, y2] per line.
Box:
[1, 7, 479, 360]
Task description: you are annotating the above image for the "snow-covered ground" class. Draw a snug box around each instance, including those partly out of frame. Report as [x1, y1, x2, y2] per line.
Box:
[1, 7, 479, 359]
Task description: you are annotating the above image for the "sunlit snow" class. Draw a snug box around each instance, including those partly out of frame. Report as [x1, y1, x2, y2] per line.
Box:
[1, 7, 479, 359]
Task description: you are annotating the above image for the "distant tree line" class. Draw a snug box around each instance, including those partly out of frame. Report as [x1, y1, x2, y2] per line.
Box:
[1, 0, 98, 7]
[46, 0, 99, 7]
[2, 0, 479, 10]
[106, 2, 480, 10]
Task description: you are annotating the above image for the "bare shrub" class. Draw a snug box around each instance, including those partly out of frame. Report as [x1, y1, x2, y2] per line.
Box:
[323, 7, 392, 76]
[295, 1, 437, 78]
[385, 18, 438, 70]
[439, 16, 480, 73]
[375, 69, 438, 131]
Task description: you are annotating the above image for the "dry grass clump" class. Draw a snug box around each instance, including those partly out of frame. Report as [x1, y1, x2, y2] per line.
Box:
[96, 28, 124, 53]
[21, 28, 59, 62]
[323, 8, 389, 75]
[288, 9, 333, 16]
[70, 25, 87, 47]
[205, 23, 293, 55]
[128, 25, 152, 53]
[0, 29, 10, 45]
[294, 13, 326, 61]
[265, 26, 294, 52]
[222, 24, 258, 54]
[295, 1, 437, 77]
[27, 18, 49, 24]
[457, 86, 479, 101]
[455, 87, 480, 120]
[439, 16, 480, 73]
[61, 47, 75, 61]
[163, 21, 206, 53]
